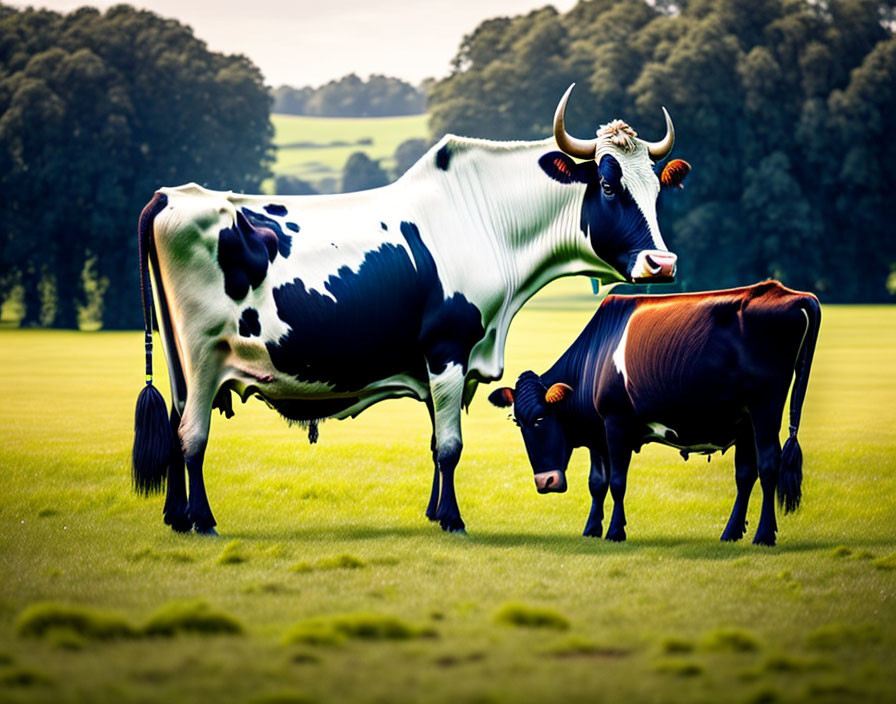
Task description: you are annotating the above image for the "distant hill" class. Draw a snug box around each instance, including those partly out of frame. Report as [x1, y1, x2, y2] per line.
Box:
[273, 73, 429, 118]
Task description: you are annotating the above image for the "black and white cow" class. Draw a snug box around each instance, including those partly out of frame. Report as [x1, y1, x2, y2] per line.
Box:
[132, 85, 688, 535]
[489, 282, 820, 546]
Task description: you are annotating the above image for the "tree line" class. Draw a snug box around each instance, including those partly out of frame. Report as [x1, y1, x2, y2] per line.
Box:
[428, 0, 896, 301]
[2, 0, 895, 330]
[272, 74, 427, 117]
[0, 3, 273, 329]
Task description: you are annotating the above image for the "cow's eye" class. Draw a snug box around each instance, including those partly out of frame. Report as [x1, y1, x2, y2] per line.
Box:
[533, 417, 544, 427]
[600, 179, 615, 198]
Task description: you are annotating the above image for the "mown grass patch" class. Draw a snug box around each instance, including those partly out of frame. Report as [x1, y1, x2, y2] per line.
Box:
[0, 666, 53, 687]
[806, 622, 881, 650]
[16, 603, 137, 641]
[545, 635, 630, 658]
[762, 653, 833, 673]
[659, 636, 695, 654]
[290, 553, 366, 572]
[653, 658, 703, 677]
[701, 628, 761, 653]
[871, 552, 896, 570]
[493, 602, 570, 631]
[282, 611, 433, 646]
[142, 600, 243, 637]
[217, 539, 249, 565]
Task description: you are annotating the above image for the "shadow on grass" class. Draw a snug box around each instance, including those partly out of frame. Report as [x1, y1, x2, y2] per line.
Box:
[218, 523, 851, 560]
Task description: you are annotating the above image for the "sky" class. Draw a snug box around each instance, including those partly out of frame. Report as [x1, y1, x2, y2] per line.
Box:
[16, 0, 578, 87]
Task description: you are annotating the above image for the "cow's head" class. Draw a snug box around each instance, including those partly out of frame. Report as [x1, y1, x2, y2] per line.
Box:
[539, 84, 689, 283]
[488, 371, 575, 494]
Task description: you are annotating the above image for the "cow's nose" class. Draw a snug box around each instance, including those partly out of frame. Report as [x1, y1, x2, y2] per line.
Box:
[630, 250, 677, 283]
[534, 470, 568, 494]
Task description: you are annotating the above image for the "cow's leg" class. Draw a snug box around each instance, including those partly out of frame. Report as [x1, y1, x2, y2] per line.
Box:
[721, 420, 758, 542]
[750, 403, 784, 547]
[604, 417, 633, 542]
[163, 407, 191, 532]
[427, 362, 466, 533]
[583, 447, 610, 537]
[424, 399, 441, 522]
[178, 370, 219, 535]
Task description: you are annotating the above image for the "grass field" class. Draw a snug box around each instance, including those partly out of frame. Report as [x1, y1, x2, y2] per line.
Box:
[271, 114, 429, 192]
[1, 278, 895, 704]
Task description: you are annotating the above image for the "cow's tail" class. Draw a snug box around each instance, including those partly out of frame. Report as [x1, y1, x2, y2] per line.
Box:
[777, 295, 821, 514]
[132, 192, 173, 495]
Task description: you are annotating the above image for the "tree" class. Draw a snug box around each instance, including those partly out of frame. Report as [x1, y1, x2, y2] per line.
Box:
[0, 4, 274, 328]
[275, 174, 317, 196]
[393, 138, 428, 178]
[426, 0, 896, 301]
[341, 152, 389, 192]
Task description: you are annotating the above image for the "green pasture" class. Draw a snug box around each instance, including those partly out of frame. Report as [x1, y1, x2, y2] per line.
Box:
[1, 278, 895, 704]
[271, 114, 429, 191]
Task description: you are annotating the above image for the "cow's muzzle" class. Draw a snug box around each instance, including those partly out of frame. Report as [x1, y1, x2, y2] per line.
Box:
[630, 250, 677, 283]
[534, 470, 568, 494]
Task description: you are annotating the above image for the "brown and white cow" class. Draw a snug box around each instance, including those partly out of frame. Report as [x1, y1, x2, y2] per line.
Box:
[489, 281, 820, 545]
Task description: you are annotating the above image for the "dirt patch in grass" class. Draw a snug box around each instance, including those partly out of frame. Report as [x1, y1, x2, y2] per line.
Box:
[142, 600, 243, 637]
[493, 602, 570, 631]
[16, 603, 137, 641]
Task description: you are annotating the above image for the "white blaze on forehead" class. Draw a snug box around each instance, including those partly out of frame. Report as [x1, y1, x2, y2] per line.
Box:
[595, 140, 665, 251]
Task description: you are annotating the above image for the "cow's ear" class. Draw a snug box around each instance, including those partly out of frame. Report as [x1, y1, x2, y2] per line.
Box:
[488, 387, 515, 408]
[544, 383, 573, 404]
[539, 152, 587, 184]
[660, 159, 690, 189]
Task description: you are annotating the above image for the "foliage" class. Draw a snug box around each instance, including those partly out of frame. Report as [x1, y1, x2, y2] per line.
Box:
[427, 0, 896, 301]
[274, 174, 318, 196]
[341, 151, 389, 192]
[392, 137, 429, 179]
[272, 73, 426, 117]
[0, 3, 274, 328]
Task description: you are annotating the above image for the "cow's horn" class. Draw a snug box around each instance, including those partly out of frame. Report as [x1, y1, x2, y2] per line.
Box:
[643, 106, 675, 162]
[553, 84, 598, 160]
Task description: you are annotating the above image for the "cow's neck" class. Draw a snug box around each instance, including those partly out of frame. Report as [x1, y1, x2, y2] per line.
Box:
[413, 135, 621, 382]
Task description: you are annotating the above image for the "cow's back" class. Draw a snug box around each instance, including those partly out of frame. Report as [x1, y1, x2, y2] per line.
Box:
[601, 282, 815, 443]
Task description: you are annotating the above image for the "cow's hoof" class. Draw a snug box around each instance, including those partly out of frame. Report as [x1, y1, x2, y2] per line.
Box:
[194, 525, 219, 536]
[752, 533, 776, 547]
[605, 529, 626, 542]
[582, 524, 603, 538]
[439, 517, 466, 534]
[720, 527, 745, 542]
[165, 513, 192, 533]
[425, 510, 439, 522]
